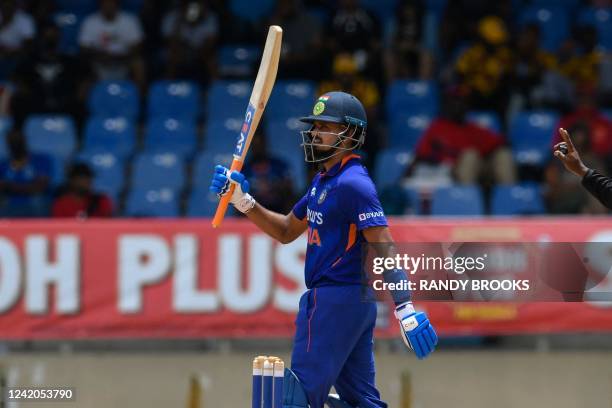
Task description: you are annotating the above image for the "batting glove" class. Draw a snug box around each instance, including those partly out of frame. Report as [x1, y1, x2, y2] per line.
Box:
[209, 165, 256, 213]
[394, 301, 438, 359]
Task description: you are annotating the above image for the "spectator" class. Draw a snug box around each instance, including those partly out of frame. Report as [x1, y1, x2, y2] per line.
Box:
[545, 123, 608, 214]
[328, 0, 381, 78]
[559, 25, 602, 91]
[0, 129, 50, 217]
[454, 16, 513, 114]
[161, 0, 219, 82]
[0, 0, 35, 78]
[412, 85, 516, 185]
[268, 0, 324, 79]
[11, 21, 89, 120]
[242, 133, 295, 214]
[384, 0, 433, 80]
[52, 163, 113, 218]
[553, 85, 612, 160]
[78, 0, 145, 87]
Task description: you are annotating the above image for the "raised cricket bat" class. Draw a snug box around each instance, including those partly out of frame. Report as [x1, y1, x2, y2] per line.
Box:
[212, 25, 283, 228]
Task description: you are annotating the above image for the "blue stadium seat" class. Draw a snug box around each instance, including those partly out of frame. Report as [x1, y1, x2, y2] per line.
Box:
[578, 7, 612, 50]
[509, 111, 559, 166]
[265, 118, 308, 160]
[148, 80, 200, 119]
[491, 184, 545, 215]
[375, 149, 413, 188]
[77, 149, 125, 198]
[24, 115, 76, 160]
[193, 151, 234, 186]
[83, 116, 136, 159]
[229, 0, 275, 23]
[131, 152, 185, 190]
[187, 187, 224, 217]
[267, 81, 316, 119]
[203, 117, 243, 154]
[388, 114, 432, 149]
[519, 6, 569, 51]
[218, 45, 261, 77]
[54, 13, 82, 55]
[89, 80, 140, 119]
[144, 117, 197, 156]
[206, 81, 252, 119]
[431, 185, 484, 216]
[125, 188, 179, 217]
[466, 111, 502, 133]
[360, 0, 398, 24]
[387, 80, 438, 118]
[0, 116, 13, 158]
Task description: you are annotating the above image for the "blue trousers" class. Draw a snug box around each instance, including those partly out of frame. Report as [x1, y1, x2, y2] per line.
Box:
[290, 286, 387, 408]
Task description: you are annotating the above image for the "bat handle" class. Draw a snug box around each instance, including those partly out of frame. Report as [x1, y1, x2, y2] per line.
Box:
[211, 159, 243, 228]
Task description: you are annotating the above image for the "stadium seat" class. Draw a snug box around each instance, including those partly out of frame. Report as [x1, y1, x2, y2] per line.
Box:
[148, 80, 200, 119]
[518, 6, 569, 51]
[509, 111, 559, 166]
[578, 7, 612, 50]
[0, 116, 13, 158]
[131, 152, 185, 190]
[125, 188, 179, 217]
[388, 114, 432, 149]
[431, 185, 484, 216]
[374, 148, 413, 188]
[229, 0, 275, 23]
[77, 150, 125, 198]
[54, 13, 82, 55]
[491, 184, 545, 216]
[144, 117, 197, 156]
[265, 118, 308, 160]
[218, 45, 261, 77]
[267, 81, 316, 119]
[88, 80, 140, 119]
[48, 155, 67, 188]
[386, 80, 438, 118]
[187, 187, 229, 217]
[24, 115, 76, 160]
[203, 117, 243, 154]
[360, 0, 398, 24]
[206, 80, 252, 119]
[193, 151, 234, 185]
[83, 116, 136, 159]
[466, 111, 502, 133]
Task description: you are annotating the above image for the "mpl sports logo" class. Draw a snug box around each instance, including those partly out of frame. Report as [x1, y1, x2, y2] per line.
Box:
[234, 103, 256, 157]
[358, 211, 385, 221]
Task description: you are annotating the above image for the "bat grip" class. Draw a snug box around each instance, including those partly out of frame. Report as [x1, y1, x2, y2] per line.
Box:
[211, 160, 243, 228]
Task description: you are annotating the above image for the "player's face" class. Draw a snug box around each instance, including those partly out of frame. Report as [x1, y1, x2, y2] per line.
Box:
[310, 122, 347, 152]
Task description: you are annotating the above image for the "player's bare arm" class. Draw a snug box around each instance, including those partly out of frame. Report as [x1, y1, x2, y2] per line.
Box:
[554, 127, 612, 209]
[245, 203, 307, 244]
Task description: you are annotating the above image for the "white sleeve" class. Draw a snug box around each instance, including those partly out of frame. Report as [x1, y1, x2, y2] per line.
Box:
[78, 15, 97, 47]
[20, 13, 36, 39]
[122, 14, 143, 46]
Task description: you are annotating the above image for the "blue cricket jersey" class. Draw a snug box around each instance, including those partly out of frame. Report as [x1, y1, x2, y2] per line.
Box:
[292, 154, 387, 288]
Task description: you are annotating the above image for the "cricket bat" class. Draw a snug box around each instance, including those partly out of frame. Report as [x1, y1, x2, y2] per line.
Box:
[212, 25, 283, 228]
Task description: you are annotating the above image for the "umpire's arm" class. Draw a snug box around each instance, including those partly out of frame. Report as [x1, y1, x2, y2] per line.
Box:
[554, 128, 612, 209]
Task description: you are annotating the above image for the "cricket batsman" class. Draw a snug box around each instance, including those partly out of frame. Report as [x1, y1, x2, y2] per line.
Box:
[209, 92, 438, 408]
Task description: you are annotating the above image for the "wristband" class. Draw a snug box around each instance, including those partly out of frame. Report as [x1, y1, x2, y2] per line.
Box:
[382, 268, 412, 305]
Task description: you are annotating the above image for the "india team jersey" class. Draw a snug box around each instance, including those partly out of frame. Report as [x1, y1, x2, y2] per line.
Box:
[292, 155, 387, 287]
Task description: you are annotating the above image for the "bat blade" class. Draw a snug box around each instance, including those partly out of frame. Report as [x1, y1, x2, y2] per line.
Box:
[212, 26, 283, 228]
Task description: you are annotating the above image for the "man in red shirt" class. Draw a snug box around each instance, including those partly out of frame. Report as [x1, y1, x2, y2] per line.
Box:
[52, 163, 113, 218]
[414, 86, 516, 184]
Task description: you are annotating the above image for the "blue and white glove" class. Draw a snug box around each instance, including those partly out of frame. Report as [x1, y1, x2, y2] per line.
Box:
[394, 301, 438, 359]
[209, 165, 256, 213]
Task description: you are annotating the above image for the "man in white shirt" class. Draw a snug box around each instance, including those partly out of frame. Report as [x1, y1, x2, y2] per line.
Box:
[79, 0, 145, 86]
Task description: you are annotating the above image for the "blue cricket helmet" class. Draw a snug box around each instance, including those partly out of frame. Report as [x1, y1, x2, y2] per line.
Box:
[300, 91, 367, 129]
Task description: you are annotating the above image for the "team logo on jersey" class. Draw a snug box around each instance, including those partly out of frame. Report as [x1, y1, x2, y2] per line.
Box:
[318, 188, 328, 204]
[313, 101, 325, 115]
[310, 187, 317, 197]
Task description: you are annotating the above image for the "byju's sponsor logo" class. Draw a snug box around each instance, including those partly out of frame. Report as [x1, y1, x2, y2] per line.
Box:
[358, 211, 385, 221]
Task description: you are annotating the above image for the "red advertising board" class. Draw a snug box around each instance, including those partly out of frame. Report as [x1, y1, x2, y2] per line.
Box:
[0, 218, 611, 339]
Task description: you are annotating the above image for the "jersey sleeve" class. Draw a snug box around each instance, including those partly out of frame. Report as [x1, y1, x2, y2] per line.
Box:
[341, 176, 388, 230]
[291, 193, 308, 220]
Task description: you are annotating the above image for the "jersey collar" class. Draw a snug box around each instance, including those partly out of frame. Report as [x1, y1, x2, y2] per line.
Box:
[320, 154, 361, 178]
